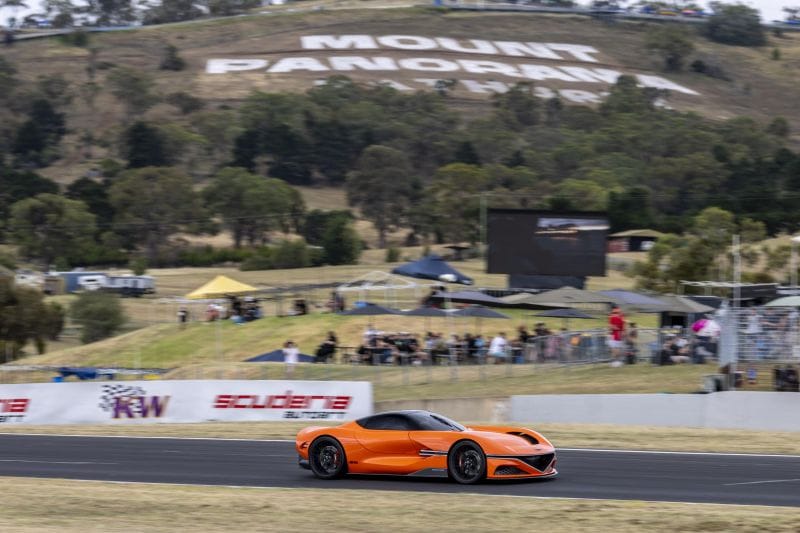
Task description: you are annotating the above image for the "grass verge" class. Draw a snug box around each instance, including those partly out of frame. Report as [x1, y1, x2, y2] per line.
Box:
[1, 478, 797, 532]
[2, 421, 799, 454]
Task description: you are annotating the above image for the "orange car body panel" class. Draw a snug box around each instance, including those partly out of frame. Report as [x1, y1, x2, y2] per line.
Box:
[296, 420, 557, 479]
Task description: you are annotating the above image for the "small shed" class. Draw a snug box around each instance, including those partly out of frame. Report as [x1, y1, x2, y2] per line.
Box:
[607, 229, 664, 253]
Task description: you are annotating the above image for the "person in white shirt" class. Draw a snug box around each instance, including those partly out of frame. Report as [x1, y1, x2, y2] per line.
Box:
[488, 333, 508, 363]
[283, 340, 299, 377]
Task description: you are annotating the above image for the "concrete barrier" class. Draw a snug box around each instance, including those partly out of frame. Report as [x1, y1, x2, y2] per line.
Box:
[375, 397, 509, 422]
[510, 392, 800, 431]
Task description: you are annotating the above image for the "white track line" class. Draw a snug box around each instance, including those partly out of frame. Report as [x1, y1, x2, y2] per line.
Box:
[0, 433, 294, 442]
[557, 448, 800, 459]
[2, 434, 800, 459]
[0, 459, 117, 465]
[724, 478, 800, 486]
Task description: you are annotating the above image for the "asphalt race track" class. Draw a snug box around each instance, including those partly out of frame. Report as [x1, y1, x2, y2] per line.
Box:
[1, 435, 799, 507]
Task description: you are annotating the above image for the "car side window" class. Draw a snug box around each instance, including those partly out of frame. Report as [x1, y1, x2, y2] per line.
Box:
[362, 414, 412, 430]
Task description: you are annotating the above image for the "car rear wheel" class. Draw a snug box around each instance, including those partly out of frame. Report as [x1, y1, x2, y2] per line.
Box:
[309, 436, 347, 480]
[448, 440, 486, 484]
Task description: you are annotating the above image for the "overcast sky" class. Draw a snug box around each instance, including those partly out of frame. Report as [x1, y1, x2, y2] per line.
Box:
[1, 1, 795, 29]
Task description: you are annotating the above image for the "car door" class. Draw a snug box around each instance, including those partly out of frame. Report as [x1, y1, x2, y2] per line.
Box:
[355, 414, 417, 455]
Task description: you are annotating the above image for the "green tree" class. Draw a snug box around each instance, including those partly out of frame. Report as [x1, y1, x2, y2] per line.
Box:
[645, 26, 695, 72]
[301, 210, 353, 246]
[607, 186, 654, 231]
[84, 0, 136, 25]
[203, 167, 300, 247]
[417, 163, 489, 244]
[69, 291, 126, 344]
[346, 145, 416, 248]
[0, 166, 59, 222]
[65, 177, 115, 227]
[555, 179, 608, 211]
[109, 167, 205, 263]
[124, 121, 169, 168]
[107, 67, 159, 119]
[8, 193, 97, 267]
[0, 277, 64, 359]
[322, 216, 361, 265]
[270, 239, 311, 269]
[601, 75, 661, 115]
[705, 3, 765, 46]
[492, 82, 540, 129]
[739, 217, 767, 243]
[144, 0, 203, 24]
[691, 206, 737, 252]
[207, 0, 260, 16]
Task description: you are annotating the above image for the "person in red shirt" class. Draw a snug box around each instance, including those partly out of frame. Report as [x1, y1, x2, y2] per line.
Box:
[608, 305, 625, 366]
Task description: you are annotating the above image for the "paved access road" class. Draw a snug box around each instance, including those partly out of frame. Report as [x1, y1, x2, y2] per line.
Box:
[0, 434, 798, 506]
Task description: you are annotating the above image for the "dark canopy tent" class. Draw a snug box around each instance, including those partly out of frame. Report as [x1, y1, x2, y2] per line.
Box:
[430, 290, 506, 306]
[392, 255, 473, 285]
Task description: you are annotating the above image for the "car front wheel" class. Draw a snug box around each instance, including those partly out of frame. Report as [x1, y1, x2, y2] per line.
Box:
[308, 436, 347, 480]
[448, 440, 487, 484]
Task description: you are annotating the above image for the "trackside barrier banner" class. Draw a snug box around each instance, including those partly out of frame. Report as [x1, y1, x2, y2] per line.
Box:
[0, 380, 373, 425]
[510, 392, 800, 431]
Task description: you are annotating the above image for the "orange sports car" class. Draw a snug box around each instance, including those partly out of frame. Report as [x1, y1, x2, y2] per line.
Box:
[296, 410, 557, 484]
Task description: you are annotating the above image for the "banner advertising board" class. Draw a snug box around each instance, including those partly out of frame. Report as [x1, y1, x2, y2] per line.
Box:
[0, 380, 373, 425]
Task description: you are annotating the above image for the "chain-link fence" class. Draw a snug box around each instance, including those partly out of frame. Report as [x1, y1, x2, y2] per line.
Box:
[723, 307, 800, 363]
[0, 327, 667, 385]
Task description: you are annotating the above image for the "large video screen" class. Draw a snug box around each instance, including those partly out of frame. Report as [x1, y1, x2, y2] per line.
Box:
[487, 209, 609, 277]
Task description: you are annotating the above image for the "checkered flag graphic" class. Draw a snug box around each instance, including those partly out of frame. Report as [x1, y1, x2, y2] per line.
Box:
[99, 384, 147, 414]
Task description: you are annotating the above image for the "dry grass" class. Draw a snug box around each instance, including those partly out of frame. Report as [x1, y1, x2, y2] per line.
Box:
[2, 421, 799, 454]
[1, 478, 798, 533]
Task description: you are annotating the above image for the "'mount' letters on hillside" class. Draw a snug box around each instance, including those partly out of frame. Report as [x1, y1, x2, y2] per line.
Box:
[205, 34, 700, 103]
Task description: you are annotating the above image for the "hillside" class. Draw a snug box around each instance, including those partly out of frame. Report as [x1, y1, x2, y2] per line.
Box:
[2, 7, 800, 184]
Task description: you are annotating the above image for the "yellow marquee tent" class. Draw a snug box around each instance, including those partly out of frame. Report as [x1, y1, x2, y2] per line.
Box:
[185, 275, 259, 300]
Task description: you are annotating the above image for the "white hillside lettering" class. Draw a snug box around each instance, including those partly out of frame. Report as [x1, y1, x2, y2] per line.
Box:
[204, 33, 701, 101]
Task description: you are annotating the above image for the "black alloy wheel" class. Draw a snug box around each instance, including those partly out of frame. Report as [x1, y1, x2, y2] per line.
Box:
[448, 440, 487, 484]
[309, 436, 347, 480]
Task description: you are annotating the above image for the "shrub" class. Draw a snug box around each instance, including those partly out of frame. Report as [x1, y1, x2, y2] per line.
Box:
[159, 45, 186, 71]
[70, 291, 126, 344]
[129, 256, 147, 275]
[385, 247, 400, 263]
[239, 247, 272, 271]
[166, 92, 205, 115]
[271, 240, 311, 269]
[0, 251, 16, 270]
[59, 29, 90, 47]
[705, 4, 765, 46]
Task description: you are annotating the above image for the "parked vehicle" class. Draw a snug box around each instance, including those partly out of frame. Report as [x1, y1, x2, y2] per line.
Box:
[78, 274, 156, 296]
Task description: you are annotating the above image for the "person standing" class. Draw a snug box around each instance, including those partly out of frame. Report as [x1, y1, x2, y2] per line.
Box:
[283, 340, 299, 377]
[608, 305, 625, 367]
[177, 306, 189, 329]
[488, 332, 508, 364]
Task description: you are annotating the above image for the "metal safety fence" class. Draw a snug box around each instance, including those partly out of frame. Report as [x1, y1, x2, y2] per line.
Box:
[722, 307, 800, 363]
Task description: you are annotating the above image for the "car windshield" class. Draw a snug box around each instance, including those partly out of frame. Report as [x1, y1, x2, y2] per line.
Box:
[411, 412, 466, 431]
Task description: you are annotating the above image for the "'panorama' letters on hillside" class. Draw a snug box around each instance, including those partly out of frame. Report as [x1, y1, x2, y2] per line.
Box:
[205, 34, 700, 103]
